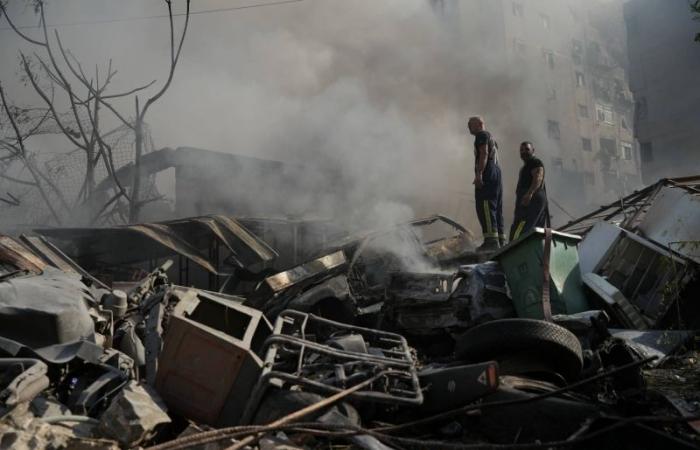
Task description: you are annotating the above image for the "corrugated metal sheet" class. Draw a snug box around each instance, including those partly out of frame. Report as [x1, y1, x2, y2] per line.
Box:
[0, 235, 47, 273]
[36, 215, 278, 275]
[638, 186, 700, 263]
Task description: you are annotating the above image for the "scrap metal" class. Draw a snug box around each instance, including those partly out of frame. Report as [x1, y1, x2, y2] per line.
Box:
[1, 177, 699, 449]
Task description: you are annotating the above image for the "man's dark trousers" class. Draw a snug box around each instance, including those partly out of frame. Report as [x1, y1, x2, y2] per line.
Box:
[475, 164, 504, 242]
[509, 190, 547, 241]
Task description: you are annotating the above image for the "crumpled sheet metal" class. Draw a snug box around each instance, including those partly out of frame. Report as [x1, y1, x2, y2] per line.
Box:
[0, 336, 104, 365]
[0, 235, 46, 274]
[637, 185, 700, 263]
[611, 329, 695, 366]
[36, 215, 278, 275]
[265, 250, 346, 293]
[126, 223, 221, 273]
[557, 175, 700, 238]
[0, 267, 96, 349]
[186, 215, 278, 269]
[18, 235, 78, 275]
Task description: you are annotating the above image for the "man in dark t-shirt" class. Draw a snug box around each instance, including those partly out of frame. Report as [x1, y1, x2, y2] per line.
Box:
[468, 116, 504, 251]
[509, 141, 549, 241]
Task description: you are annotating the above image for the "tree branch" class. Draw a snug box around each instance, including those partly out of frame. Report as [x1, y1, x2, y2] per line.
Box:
[90, 189, 125, 225]
[0, 81, 62, 224]
[141, 0, 191, 119]
[20, 54, 86, 149]
[33, 53, 70, 93]
[103, 80, 157, 99]
[0, 171, 38, 186]
[56, 34, 139, 129]
[37, 14, 92, 150]
[0, 82, 27, 158]
[0, 2, 47, 47]
[0, 149, 21, 161]
[0, 196, 20, 206]
[0, 139, 22, 157]
[19, 105, 52, 140]
[85, 90, 131, 203]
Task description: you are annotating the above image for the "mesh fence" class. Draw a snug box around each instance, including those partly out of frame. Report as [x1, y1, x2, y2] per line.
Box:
[0, 122, 158, 227]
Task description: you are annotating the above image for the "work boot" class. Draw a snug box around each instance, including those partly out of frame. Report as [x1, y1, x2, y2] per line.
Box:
[476, 237, 500, 252]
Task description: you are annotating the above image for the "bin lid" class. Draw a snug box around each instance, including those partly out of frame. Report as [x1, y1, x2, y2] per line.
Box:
[492, 227, 581, 260]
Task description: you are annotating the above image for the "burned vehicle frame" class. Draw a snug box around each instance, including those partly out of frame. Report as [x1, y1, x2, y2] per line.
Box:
[250, 215, 478, 321]
[240, 310, 423, 424]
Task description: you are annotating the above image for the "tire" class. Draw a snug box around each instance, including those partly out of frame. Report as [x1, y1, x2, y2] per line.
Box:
[454, 319, 583, 381]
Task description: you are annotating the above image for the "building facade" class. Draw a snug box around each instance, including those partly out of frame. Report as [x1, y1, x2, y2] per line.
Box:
[624, 0, 700, 184]
[431, 0, 641, 219]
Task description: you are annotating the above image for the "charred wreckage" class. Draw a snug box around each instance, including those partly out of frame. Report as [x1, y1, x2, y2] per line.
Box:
[1, 176, 699, 449]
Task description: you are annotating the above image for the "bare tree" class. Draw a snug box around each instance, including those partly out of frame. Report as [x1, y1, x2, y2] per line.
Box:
[0, 0, 190, 224]
[0, 82, 63, 224]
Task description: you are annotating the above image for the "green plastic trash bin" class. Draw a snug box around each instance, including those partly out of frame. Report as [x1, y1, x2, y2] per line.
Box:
[492, 228, 589, 319]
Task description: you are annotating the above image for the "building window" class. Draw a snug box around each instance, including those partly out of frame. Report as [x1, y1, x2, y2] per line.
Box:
[621, 116, 629, 130]
[640, 142, 653, 162]
[572, 39, 583, 65]
[596, 103, 614, 125]
[600, 138, 617, 155]
[614, 79, 624, 93]
[584, 172, 595, 185]
[636, 97, 648, 120]
[577, 104, 589, 118]
[513, 38, 527, 55]
[621, 142, 633, 160]
[576, 71, 585, 87]
[512, 2, 524, 17]
[543, 49, 555, 69]
[547, 120, 561, 140]
[572, 39, 583, 54]
[582, 137, 592, 151]
[547, 87, 557, 101]
[429, 0, 446, 14]
[540, 14, 550, 29]
[551, 157, 564, 170]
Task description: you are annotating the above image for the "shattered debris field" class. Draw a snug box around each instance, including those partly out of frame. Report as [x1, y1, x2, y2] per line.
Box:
[1, 176, 699, 449]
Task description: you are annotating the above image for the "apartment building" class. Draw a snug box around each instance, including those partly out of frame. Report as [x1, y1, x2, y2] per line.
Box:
[624, 0, 700, 184]
[431, 0, 641, 217]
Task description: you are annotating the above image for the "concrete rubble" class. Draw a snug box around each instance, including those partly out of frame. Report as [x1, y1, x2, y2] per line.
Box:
[0, 176, 699, 449]
[98, 381, 171, 447]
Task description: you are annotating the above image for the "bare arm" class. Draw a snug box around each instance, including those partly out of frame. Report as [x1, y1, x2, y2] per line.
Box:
[475, 144, 488, 178]
[521, 167, 544, 206]
[526, 167, 544, 196]
[472, 144, 488, 188]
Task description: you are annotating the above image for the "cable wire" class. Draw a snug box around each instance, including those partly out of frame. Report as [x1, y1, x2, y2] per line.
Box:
[0, 0, 303, 31]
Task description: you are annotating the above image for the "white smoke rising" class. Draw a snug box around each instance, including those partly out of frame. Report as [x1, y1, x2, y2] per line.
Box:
[0, 0, 541, 233]
[148, 0, 533, 232]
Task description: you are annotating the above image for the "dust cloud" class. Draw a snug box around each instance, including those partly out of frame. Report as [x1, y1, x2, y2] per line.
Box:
[0, 0, 552, 232]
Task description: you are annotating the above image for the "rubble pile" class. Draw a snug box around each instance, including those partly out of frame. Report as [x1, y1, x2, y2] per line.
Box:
[1, 177, 699, 449]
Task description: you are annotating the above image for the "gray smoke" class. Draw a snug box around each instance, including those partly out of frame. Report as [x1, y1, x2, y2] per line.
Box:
[0, 0, 551, 233]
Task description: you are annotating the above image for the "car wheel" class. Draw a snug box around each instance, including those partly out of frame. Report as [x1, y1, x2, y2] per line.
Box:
[454, 318, 583, 381]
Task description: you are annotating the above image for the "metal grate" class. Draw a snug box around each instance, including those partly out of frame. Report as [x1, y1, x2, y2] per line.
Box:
[241, 310, 423, 424]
